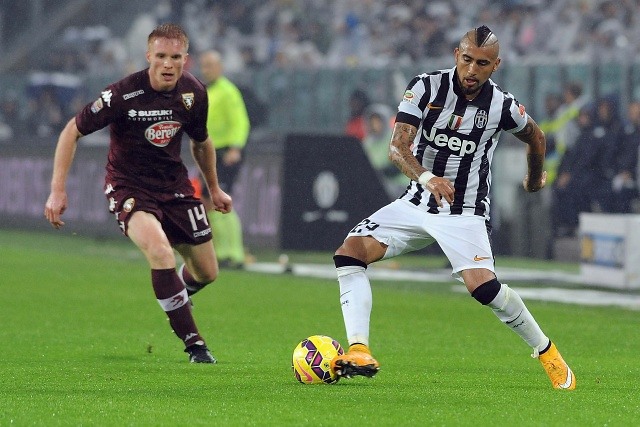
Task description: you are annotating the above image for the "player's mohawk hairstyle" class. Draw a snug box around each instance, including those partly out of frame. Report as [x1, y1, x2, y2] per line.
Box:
[475, 25, 494, 47]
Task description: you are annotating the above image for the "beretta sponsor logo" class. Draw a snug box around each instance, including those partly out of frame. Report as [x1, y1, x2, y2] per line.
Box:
[145, 121, 181, 147]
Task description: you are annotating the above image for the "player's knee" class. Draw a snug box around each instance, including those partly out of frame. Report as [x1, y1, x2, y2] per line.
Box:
[196, 268, 218, 285]
[334, 243, 352, 259]
[471, 278, 502, 305]
[144, 243, 176, 267]
[334, 237, 369, 262]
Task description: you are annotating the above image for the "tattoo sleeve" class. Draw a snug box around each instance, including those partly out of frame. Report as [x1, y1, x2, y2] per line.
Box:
[388, 122, 424, 180]
[514, 117, 546, 180]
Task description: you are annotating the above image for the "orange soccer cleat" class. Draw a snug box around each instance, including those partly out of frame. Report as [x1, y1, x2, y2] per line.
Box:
[331, 343, 380, 378]
[535, 342, 576, 390]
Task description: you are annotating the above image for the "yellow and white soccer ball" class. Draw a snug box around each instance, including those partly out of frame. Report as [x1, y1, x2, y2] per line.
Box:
[292, 335, 344, 384]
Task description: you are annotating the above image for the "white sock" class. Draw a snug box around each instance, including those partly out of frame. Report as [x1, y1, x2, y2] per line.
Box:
[488, 283, 549, 352]
[336, 265, 372, 347]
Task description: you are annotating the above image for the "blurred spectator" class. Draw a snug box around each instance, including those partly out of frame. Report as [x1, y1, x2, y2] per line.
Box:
[590, 0, 629, 62]
[25, 72, 82, 139]
[362, 103, 406, 198]
[344, 89, 370, 142]
[591, 96, 624, 213]
[538, 92, 563, 186]
[529, 92, 562, 257]
[555, 83, 587, 152]
[8, 0, 640, 75]
[552, 106, 600, 237]
[25, 87, 65, 138]
[611, 100, 640, 212]
[552, 96, 625, 236]
[7, 0, 640, 142]
[0, 91, 26, 140]
[0, 117, 13, 142]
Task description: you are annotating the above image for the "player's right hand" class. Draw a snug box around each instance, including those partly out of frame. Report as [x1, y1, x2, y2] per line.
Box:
[523, 170, 547, 193]
[44, 191, 68, 229]
[425, 176, 455, 207]
[210, 187, 233, 214]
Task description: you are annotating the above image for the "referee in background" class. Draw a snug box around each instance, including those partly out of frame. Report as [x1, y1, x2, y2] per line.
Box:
[199, 50, 250, 269]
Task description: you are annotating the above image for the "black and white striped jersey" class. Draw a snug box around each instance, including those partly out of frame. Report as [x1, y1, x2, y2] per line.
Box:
[395, 66, 529, 220]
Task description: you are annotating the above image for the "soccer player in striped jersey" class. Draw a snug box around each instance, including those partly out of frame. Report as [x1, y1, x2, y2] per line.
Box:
[331, 25, 576, 390]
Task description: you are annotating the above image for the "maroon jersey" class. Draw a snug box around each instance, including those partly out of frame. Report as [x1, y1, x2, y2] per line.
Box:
[76, 69, 208, 195]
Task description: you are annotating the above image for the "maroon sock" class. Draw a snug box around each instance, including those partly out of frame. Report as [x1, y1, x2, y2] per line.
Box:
[151, 268, 204, 347]
[178, 264, 209, 296]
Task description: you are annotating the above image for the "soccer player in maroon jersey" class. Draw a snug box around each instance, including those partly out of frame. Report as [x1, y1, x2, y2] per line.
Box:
[44, 24, 230, 363]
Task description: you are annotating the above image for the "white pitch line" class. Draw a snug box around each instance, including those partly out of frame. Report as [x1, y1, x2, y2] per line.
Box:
[245, 263, 639, 310]
[246, 262, 581, 283]
[451, 286, 640, 310]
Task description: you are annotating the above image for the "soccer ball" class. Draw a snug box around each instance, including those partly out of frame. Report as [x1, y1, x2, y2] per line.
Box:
[292, 335, 344, 384]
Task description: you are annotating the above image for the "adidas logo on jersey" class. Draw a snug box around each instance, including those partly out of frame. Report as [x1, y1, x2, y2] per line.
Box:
[423, 127, 477, 155]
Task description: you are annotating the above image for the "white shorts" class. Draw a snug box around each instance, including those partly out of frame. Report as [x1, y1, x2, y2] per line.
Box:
[346, 199, 495, 280]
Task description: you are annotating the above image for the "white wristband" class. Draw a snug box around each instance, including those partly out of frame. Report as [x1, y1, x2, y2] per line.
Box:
[418, 171, 435, 186]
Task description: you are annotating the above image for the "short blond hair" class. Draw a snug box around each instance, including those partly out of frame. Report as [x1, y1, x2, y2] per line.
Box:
[148, 23, 189, 51]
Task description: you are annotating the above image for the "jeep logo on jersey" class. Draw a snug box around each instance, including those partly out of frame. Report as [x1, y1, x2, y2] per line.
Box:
[145, 121, 181, 147]
[423, 127, 477, 156]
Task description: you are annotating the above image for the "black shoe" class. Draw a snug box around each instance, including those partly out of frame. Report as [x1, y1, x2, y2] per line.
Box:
[185, 342, 217, 363]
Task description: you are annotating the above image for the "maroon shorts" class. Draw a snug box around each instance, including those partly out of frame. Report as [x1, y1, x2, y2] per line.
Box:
[105, 184, 212, 246]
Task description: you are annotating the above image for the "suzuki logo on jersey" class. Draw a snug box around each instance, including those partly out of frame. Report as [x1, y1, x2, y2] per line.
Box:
[145, 121, 181, 147]
[423, 127, 477, 156]
[128, 109, 173, 121]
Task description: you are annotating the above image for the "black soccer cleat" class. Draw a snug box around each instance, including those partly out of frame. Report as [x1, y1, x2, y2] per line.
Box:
[185, 343, 217, 363]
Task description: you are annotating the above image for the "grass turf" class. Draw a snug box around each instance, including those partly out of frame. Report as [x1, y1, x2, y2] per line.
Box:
[1, 229, 639, 426]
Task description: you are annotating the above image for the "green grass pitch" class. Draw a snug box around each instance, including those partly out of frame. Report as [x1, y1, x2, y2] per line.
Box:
[1, 229, 639, 426]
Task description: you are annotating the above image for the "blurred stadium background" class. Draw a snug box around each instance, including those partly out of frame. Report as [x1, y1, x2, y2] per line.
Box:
[1, 0, 639, 261]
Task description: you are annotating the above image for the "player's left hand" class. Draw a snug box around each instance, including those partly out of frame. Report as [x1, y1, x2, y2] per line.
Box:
[44, 190, 68, 229]
[523, 170, 547, 192]
[210, 187, 232, 214]
[425, 176, 455, 207]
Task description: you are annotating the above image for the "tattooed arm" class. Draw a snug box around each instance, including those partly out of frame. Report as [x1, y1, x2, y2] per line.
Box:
[388, 121, 454, 207]
[513, 116, 547, 192]
[388, 122, 422, 180]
